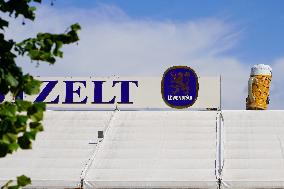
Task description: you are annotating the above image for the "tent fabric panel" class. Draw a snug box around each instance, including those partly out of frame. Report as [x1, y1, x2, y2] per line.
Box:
[0, 111, 112, 188]
[222, 110, 284, 189]
[85, 111, 218, 189]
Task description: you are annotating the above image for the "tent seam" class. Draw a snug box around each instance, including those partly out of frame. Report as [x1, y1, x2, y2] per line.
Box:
[79, 109, 118, 188]
[216, 110, 224, 189]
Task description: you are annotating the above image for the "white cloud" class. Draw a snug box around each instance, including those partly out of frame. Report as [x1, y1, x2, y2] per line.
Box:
[3, 4, 283, 109]
[270, 58, 284, 109]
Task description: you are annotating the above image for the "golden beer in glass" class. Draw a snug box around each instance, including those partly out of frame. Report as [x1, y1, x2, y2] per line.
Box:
[246, 64, 272, 110]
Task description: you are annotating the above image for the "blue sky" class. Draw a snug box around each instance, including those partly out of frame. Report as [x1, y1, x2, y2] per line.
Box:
[7, 0, 283, 109]
[51, 0, 284, 64]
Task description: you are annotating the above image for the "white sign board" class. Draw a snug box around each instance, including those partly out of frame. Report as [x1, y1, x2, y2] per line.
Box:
[2, 77, 221, 110]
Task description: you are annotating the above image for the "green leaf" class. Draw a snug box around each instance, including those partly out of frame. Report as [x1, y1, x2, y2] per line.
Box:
[70, 23, 81, 31]
[28, 49, 40, 59]
[18, 134, 31, 149]
[23, 77, 41, 95]
[16, 23, 81, 64]
[0, 142, 9, 157]
[0, 81, 10, 95]
[30, 111, 43, 122]
[8, 142, 19, 152]
[15, 100, 32, 112]
[2, 133, 17, 143]
[0, 18, 9, 30]
[33, 102, 46, 111]
[0, 118, 14, 134]
[25, 130, 37, 141]
[53, 41, 63, 57]
[1, 180, 13, 189]
[0, 102, 17, 117]
[28, 6, 37, 12]
[5, 73, 18, 87]
[29, 122, 43, 131]
[15, 115, 28, 132]
[7, 186, 19, 189]
[17, 175, 31, 187]
[27, 102, 45, 122]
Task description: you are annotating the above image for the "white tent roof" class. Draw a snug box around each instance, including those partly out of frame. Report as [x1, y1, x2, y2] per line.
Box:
[222, 110, 284, 189]
[0, 111, 112, 188]
[84, 111, 217, 188]
[1, 110, 284, 189]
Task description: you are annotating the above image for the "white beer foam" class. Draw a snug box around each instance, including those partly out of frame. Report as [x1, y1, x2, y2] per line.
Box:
[251, 64, 272, 76]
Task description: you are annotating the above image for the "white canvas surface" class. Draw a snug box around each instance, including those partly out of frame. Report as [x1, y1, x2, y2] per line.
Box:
[222, 110, 284, 189]
[84, 111, 218, 188]
[0, 111, 112, 188]
[1, 110, 284, 188]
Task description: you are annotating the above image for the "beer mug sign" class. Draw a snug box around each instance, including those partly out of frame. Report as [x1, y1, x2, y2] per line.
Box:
[246, 64, 272, 110]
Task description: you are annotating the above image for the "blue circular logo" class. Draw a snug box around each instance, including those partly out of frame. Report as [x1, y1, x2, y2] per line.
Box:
[161, 66, 199, 109]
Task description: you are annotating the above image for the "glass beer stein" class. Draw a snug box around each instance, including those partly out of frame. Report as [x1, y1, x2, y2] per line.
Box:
[246, 64, 272, 110]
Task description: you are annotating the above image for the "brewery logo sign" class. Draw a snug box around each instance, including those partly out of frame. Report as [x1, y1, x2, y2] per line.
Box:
[161, 66, 199, 109]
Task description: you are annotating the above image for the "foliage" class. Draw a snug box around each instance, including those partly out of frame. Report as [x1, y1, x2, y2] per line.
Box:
[1, 175, 31, 189]
[0, 0, 81, 188]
